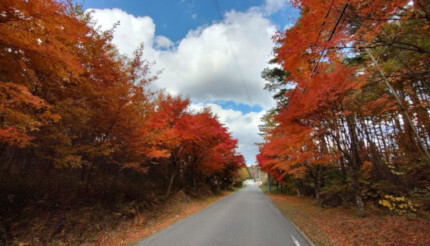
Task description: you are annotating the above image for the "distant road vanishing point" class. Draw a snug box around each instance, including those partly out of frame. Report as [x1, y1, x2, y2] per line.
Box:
[135, 186, 311, 246]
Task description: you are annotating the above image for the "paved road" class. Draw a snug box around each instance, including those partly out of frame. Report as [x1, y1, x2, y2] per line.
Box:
[135, 186, 311, 246]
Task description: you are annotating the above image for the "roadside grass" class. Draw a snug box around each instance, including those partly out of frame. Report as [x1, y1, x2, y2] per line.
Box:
[84, 190, 234, 246]
[266, 193, 430, 246]
[7, 188, 235, 246]
[259, 184, 286, 194]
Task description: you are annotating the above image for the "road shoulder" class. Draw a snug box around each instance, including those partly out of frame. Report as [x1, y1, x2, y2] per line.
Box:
[266, 193, 430, 246]
[262, 190, 315, 246]
[86, 190, 236, 246]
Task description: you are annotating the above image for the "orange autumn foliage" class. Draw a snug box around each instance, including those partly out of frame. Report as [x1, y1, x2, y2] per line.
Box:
[259, 0, 430, 213]
[0, 2, 244, 244]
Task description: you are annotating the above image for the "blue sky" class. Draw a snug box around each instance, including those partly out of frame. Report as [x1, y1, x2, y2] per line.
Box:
[82, 0, 298, 42]
[80, 0, 299, 164]
[83, 0, 263, 42]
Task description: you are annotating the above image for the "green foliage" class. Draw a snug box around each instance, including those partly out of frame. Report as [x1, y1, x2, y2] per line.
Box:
[261, 67, 291, 108]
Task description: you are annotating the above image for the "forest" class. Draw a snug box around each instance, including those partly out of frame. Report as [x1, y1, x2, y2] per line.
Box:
[2, 0, 430, 244]
[258, 0, 430, 216]
[0, 0, 245, 244]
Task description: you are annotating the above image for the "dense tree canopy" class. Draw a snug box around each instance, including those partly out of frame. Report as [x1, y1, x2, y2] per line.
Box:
[0, 1, 245, 243]
[258, 0, 430, 215]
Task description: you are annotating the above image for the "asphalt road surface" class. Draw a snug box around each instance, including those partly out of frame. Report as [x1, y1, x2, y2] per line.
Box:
[135, 186, 311, 246]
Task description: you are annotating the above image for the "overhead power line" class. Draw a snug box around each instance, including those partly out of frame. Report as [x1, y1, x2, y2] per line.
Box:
[301, 2, 349, 95]
[212, 0, 223, 19]
[284, 1, 349, 108]
[211, 0, 253, 105]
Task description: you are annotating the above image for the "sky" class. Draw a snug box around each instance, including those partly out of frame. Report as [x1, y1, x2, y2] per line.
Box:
[79, 0, 300, 165]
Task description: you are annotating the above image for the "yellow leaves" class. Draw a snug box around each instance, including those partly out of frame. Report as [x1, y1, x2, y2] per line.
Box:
[378, 199, 390, 207]
[378, 195, 419, 215]
[395, 196, 405, 202]
[386, 162, 406, 176]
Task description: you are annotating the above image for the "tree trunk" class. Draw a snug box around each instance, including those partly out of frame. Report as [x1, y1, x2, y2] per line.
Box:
[192, 172, 197, 189]
[314, 185, 320, 203]
[365, 48, 430, 161]
[313, 167, 321, 203]
[351, 169, 365, 216]
[294, 179, 301, 198]
[179, 162, 184, 187]
[85, 162, 95, 192]
[346, 116, 365, 216]
[268, 174, 271, 194]
[166, 171, 176, 198]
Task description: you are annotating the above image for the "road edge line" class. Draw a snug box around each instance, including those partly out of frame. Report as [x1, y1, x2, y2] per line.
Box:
[263, 192, 316, 246]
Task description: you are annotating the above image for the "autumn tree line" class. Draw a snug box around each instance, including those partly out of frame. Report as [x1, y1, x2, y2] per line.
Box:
[0, 0, 245, 236]
[258, 0, 430, 216]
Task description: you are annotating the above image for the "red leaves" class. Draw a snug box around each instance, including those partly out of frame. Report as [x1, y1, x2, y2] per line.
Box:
[259, 0, 369, 181]
[0, 0, 243, 178]
[259, 64, 358, 176]
[139, 94, 243, 176]
[361, 94, 398, 116]
[260, 0, 430, 214]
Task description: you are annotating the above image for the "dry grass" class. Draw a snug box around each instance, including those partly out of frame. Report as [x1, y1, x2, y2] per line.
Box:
[82, 191, 232, 246]
[6, 189, 233, 246]
[268, 194, 430, 246]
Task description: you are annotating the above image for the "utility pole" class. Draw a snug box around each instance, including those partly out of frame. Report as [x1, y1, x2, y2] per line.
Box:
[258, 169, 261, 184]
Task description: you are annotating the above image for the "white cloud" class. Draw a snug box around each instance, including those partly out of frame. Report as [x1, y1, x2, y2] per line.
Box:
[86, 6, 280, 163]
[189, 103, 265, 165]
[250, 0, 289, 15]
[264, 0, 289, 14]
[284, 23, 294, 30]
[155, 10, 277, 109]
[89, 8, 156, 56]
[154, 35, 174, 49]
[88, 8, 277, 109]
[192, 13, 197, 19]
